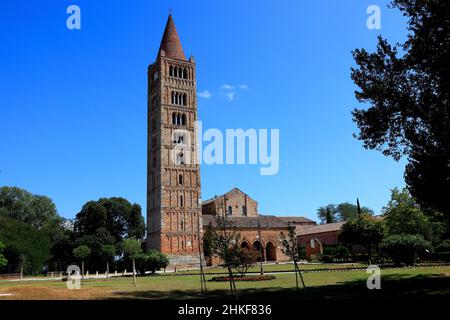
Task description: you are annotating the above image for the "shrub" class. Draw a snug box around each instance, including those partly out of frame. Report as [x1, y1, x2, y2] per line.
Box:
[137, 250, 169, 274]
[381, 234, 432, 266]
[435, 239, 450, 252]
[436, 252, 450, 262]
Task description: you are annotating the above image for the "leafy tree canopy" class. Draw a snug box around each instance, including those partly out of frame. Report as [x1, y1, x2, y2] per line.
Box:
[338, 214, 383, 257]
[382, 187, 445, 243]
[0, 241, 7, 268]
[121, 238, 142, 259]
[74, 197, 145, 243]
[0, 186, 63, 234]
[73, 245, 91, 261]
[0, 216, 51, 274]
[317, 202, 374, 223]
[350, 0, 450, 216]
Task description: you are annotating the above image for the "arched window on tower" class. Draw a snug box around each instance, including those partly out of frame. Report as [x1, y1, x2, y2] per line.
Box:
[179, 174, 183, 185]
[172, 112, 176, 125]
[227, 206, 233, 216]
[183, 93, 187, 106]
[183, 68, 188, 79]
[242, 206, 247, 216]
[181, 114, 187, 126]
[169, 65, 173, 77]
[180, 195, 184, 207]
[176, 151, 185, 165]
[177, 113, 181, 125]
[174, 66, 178, 78]
[171, 91, 175, 104]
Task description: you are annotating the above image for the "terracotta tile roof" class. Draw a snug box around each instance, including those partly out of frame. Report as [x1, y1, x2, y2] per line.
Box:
[296, 221, 346, 235]
[202, 215, 289, 229]
[275, 216, 316, 224]
[157, 15, 186, 61]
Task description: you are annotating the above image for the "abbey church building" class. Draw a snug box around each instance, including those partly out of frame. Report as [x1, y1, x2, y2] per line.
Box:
[147, 15, 330, 266]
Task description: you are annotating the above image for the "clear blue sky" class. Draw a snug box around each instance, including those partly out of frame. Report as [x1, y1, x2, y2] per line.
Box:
[0, 0, 409, 221]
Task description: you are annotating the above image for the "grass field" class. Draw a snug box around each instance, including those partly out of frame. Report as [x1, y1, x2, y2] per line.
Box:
[1, 266, 449, 300]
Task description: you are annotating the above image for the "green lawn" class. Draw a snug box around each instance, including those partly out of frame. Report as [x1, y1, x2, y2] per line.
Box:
[1, 265, 449, 300]
[173, 262, 368, 275]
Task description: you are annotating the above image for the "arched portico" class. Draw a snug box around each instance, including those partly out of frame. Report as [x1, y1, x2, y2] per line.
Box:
[252, 240, 265, 262]
[265, 242, 277, 261]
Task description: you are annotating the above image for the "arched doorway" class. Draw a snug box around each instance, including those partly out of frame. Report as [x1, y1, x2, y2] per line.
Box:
[265, 242, 277, 261]
[240, 241, 250, 249]
[252, 240, 265, 262]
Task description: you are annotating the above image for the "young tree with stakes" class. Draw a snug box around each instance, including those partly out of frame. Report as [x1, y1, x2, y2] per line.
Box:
[73, 245, 90, 284]
[121, 238, 142, 286]
[209, 214, 241, 300]
[280, 224, 306, 291]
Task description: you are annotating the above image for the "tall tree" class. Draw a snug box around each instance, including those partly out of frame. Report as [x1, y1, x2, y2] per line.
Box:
[350, 0, 450, 220]
[382, 187, 444, 243]
[0, 216, 51, 274]
[0, 186, 63, 233]
[317, 203, 373, 223]
[74, 198, 145, 243]
[338, 214, 383, 259]
[73, 198, 145, 270]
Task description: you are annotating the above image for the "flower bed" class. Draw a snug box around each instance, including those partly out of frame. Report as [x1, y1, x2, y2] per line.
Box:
[210, 275, 275, 282]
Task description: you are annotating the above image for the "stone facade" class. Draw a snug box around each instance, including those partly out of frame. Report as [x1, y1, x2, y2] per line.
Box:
[201, 188, 316, 265]
[202, 188, 258, 217]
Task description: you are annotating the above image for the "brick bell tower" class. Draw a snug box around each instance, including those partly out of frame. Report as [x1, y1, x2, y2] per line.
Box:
[147, 15, 202, 265]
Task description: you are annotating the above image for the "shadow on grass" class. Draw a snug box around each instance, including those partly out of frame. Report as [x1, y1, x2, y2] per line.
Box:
[106, 273, 450, 300]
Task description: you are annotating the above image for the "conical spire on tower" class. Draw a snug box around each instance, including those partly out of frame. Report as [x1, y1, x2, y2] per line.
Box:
[157, 15, 186, 61]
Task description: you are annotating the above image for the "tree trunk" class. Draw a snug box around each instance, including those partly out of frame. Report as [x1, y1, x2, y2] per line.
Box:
[20, 263, 23, 285]
[227, 267, 238, 300]
[81, 260, 85, 285]
[293, 260, 299, 291]
[106, 261, 109, 279]
[295, 260, 306, 289]
[132, 258, 137, 286]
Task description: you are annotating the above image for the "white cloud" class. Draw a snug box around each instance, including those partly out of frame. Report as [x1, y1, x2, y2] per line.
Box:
[226, 92, 235, 101]
[221, 84, 234, 90]
[198, 90, 212, 98]
[239, 84, 249, 90]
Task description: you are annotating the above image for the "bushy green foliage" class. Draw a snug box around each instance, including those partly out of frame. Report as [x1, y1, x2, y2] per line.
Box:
[121, 238, 142, 259]
[339, 214, 383, 257]
[322, 245, 350, 262]
[351, 0, 450, 217]
[317, 202, 374, 223]
[73, 245, 91, 261]
[381, 234, 432, 266]
[0, 186, 62, 231]
[137, 250, 169, 274]
[0, 241, 7, 268]
[232, 247, 259, 276]
[0, 216, 51, 274]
